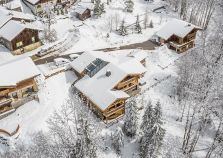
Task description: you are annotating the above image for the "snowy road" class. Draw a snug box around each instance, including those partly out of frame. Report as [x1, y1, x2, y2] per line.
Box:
[34, 40, 158, 65]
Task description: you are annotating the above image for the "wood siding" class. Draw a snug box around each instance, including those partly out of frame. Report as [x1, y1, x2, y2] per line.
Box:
[1, 28, 40, 54]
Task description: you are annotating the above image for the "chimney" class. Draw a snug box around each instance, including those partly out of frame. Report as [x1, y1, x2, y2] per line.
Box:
[106, 70, 111, 77]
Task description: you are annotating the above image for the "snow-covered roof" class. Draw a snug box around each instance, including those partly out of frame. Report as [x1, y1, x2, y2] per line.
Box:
[70, 51, 147, 74]
[75, 63, 130, 110]
[0, 20, 42, 41]
[156, 19, 201, 40]
[0, 7, 35, 21]
[24, 0, 40, 5]
[0, 57, 40, 87]
[72, 51, 147, 110]
[70, 52, 98, 74]
[4, 0, 21, 10]
[75, 7, 89, 14]
[0, 13, 11, 29]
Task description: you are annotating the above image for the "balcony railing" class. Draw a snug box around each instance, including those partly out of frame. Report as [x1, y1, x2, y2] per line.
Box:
[0, 98, 12, 107]
[117, 78, 137, 89]
[170, 40, 194, 49]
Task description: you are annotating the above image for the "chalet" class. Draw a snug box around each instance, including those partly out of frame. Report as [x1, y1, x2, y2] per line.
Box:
[70, 51, 147, 122]
[0, 7, 35, 22]
[0, 57, 41, 118]
[75, 7, 91, 21]
[156, 19, 202, 53]
[3, 0, 22, 12]
[73, 2, 93, 21]
[22, 0, 56, 15]
[0, 20, 42, 55]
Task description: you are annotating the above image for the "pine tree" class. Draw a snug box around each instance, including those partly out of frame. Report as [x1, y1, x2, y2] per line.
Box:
[140, 101, 154, 132]
[139, 101, 154, 158]
[144, 10, 149, 29]
[112, 127, 124, 155]
[94, 0, 102, 17]
[100, 3, 105, 13]
[149, 20, 154, 28]
[149, 101, 165, 157]
[124, 0, 134, 13]
[93, 0, 105, 17]
[135, 15, 142, 33]
[118, 20, 128, 36]
[123, 98, 138, 137]
[75, 117, 97, 158]
[139, 101, 165, 158]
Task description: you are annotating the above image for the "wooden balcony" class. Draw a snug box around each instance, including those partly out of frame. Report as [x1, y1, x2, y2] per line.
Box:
[0, 98, 12, 108]
[0, 89, 9, 97]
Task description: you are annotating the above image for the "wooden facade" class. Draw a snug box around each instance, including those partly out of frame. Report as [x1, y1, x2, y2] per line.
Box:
[1, 28, 41, 55]
[23, 0, 56, 14]
[76, 74, 141, 123]
[0, 78, 38, 116]
[159, 28, 200, 53]
[76, 8, 91, 21]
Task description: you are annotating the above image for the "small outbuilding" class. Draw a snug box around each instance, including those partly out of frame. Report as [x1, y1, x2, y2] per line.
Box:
[75, 7, 91, 21]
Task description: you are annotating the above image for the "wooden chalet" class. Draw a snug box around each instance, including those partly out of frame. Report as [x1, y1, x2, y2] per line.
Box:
[0, 57, 40, 118]
[75, 7, 91, 21]
[22, 0, 56, 15]
[156, 19, 202, 53]
[3, 0, 22, 12]
[0, 7, 35, 22]
[0, 19, 42, 55]
[70, 51, 147, 123]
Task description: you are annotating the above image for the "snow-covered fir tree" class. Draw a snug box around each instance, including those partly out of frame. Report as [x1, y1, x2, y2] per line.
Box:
[144, 10, 149, 29]
[93, 0, 105, 17]
[139, 101, 165, 158]
[151, 101, 165, 157]
[42, 6, 57, 43]
[112, 127, 124, 155]
[135, 15, 142, 33]
[124, 0, 134, 12]
[118, 20, 128, 36]
[123, 98, 138, 137]
[140, 101, 154, 132]
[149, 20, 154, 28]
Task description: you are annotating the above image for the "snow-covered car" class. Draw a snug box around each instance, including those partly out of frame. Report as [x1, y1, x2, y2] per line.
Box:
[36, 48, 48, 57]
[54, 58, 70, 66]
[69, 54, 80, 61]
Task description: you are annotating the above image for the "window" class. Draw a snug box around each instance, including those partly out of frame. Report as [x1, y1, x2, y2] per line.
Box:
[16, 41, 23, 48]
[11, 92, 18, 99]
[32, 37, 35, 43]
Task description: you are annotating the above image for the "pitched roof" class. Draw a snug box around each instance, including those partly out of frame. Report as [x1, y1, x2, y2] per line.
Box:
[74, 63, 130, 110]
[156, 19, 201, 40]
[0, 20, 42, 41]
[72, 51, 147, 110]
[23, 0, 40, 5]
[0, 57, 40, 87]
[0, 13, 11, 29]
[75, 7, 89, 14]
[0, 7, 35, 21]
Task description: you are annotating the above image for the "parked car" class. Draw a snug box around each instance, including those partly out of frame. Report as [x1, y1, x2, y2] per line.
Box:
[69, 54, 80, 61]
[54, 58, 70, 66]
[36, 48, 48, 57]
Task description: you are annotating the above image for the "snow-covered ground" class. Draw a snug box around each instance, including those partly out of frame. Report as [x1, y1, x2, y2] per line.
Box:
[0, 46, 183, 157]
[0, 0, 210, 157]
[0, 71, 77, 139]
